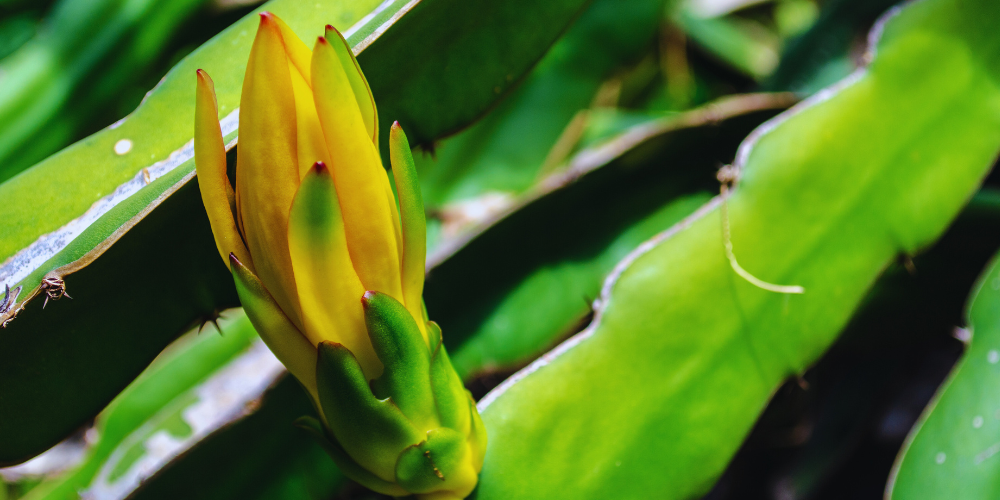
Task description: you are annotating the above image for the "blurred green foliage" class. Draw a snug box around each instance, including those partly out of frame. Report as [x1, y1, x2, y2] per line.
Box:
[6, 0, 1000, 499]
[0, 0, 260, 182]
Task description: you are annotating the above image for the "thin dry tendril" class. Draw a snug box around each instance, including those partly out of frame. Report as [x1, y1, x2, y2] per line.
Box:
[718, 166, 804, 295]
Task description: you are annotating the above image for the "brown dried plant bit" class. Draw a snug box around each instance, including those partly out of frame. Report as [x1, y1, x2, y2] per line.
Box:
[716, 164, 740, 186]
[1, 286, 25, 328]
[40, 276, 72, 309]
[425, 450, 445, 480]
[0, 284, 11, 313]
[0, 284, 21, 313]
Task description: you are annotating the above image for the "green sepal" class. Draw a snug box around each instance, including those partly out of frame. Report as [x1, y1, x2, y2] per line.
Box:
[362, 291, 438, 429]
[389, 122, 428, 327]
[467, 394, 488, 471]
[428, 321, 471, 433]
[230, 254, 318, 400]
[294, 416, 408, 497]
[396, 428, 478, 497]
[316, 341, 422, 481]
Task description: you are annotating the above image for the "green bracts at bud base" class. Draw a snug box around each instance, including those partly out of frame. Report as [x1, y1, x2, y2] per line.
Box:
[306, 292, 484, 499]
[194, 12, 485, 498]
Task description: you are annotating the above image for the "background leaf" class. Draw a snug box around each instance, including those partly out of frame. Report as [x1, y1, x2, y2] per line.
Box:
[124, 376, 340, 500]
[764, 0, 900, 93]
[705, 189, 1000, 498]
[14, 312, 264, 499]
[887, 210, 1000, 498]
[471, 0, 1000, 497]
[426, 93, 793, 380]
[415, 0, 673, 210]
[359, 0, 594, 152]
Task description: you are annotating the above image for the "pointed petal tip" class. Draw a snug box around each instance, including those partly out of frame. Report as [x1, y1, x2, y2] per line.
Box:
[311, 161, 329, 174]
[229, 252, 243, 267]
[258, 11, 283, 31]
[391, 121, 402, 131]
[361, 290, 379, 307]
[316, 36, 329, 46]
[256, 12, 284, 39]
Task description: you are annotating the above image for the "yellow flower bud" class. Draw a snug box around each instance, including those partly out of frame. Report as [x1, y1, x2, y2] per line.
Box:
[194, 12, 484, 499]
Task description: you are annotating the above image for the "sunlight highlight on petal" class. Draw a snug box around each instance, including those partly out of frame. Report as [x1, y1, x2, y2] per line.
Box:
[325, 24, 378, 147]
[311, 35, 402, 301]
[237, 13, 303, 328]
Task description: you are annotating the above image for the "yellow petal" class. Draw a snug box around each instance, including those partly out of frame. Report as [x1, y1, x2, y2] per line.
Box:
[324, 25, 378, 148]
[194, 69, 253, 271]
[237, 12, 303, 329]
[267, 13, 331, 180]
[311, 36, 402, 300]
[390, 122, 426, 337]
[288, 162, 381, 378]
[270, 13, 313, 84]
[382, 169, 403, 264]
[290, 63, 332, 180]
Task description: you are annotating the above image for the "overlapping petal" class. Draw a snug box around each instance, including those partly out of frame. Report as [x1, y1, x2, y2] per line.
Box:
[270, 13, 313, 84]
[289, 62, 332, 180]
[311, 35, 403, 301]
[237, 13, 303, 328]
[271, 14, 332, 180]
[324, 25, 378, 147]
[230, 254, 317, 401]
[288, 162, 378, 377]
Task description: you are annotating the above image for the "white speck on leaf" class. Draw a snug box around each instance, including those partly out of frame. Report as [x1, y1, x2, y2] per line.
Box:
[974, 416, 985, 428]
[989, 350, 999, 364]
[935, 452, 946, 464]
[114, 139, 132, 155]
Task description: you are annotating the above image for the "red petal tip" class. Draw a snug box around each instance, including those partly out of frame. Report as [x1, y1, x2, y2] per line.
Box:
[258, 11, 276, 25]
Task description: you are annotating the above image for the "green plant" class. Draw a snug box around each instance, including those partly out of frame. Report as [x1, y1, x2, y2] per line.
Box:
[1, 0, 999, 498]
